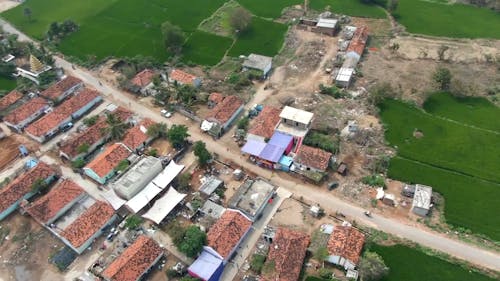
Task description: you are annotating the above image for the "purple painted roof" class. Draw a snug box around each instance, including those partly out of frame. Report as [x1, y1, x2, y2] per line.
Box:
[188, 249, 224, 280]
[268, 131, 294, 149]
[241, 140, 266, 156]
[259, 144, 285, 163]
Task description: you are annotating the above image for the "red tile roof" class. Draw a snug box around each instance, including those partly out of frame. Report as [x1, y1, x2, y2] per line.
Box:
[206, 95, 243, 124]
[101, 235, 163, 281]
[170, 69, 198, 85]
[25, 88, 100, 137]
[122, 118, 156, 151]
[248, 106, 281, 139]
[3, 97, 48, 125]
[131, 69, 155, 87]
[0, 162, 56, 214]
[84, 143, 131, 178]
[207, 210, 252, 258]
[347, 26, 368, 56]
[208, 92, 224, 104]
[264, 228, 310, 281]
[0, 90, 23, 110]
[61, 201, 115, 249]
[327, 225, 365, 265]
[295, 145, 332, 171]
[26, 179, 85, 223]
[40, 76, 82, 101]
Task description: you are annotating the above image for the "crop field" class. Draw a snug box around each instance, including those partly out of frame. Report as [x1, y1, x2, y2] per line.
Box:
[372, 244, 496, 281]
[395, 0, 500, 39]
[237, 0, 300, 18]
[182, 31, 234, 65]
[380, 94, 500, 240]
[0, 77, 17, 92]
[310, 0, 386, 19]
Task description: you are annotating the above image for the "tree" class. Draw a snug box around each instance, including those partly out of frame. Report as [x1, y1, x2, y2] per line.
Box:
[31, 178, 49, 193]
[147, 122, 168, 139]
[432, 67, 452, 91]
[167, 124, 190, 148]
[39, 70, 58, 88]
[177, 172, 192, 192]
[0, 62, 16, 77]
[387, 0, 398, 13]
[250, 254, 266, 273]
[176, 84, 197, 105]
[102, 113, 127, 140]
[237, 116, 249, 131]
[23, 7, 32, 22]
[193, 141, 211, 166]
[177, 225, 206, 258]
[229, 7, 252, 34]
[83, 115, 99, 127]
[161, 21, 185, 53]
[71, 158, 85, 169]
[125, 215, 143, 230]
[116, 160, 129, 171]
[77, 143, 90, 154]
[358, 251, 389, 281]
[367, 82, 395, 106]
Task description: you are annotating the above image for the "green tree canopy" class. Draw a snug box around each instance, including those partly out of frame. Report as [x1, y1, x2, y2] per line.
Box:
[177, 225, 206, 258]
[102, 113, 127, 140]
[193, 141, 211, 166]
[167, 124, 190, 148]
[161, 21, 185, 53]
[432, 67, 452, 91]
[229, 7, 252, 34]
[147, 122, 168, 139]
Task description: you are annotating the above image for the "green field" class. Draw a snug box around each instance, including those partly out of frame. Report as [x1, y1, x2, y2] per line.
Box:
[237, 0, 300, 18]
[372, 244, 496, 281]
[183, 31, 234, 65]
[395, 0, 500, 39]
[0, 76, 17, 92]
[310, 0, 386, 18]
[228, 17, 288, 57]
[380, 94, 500, 240]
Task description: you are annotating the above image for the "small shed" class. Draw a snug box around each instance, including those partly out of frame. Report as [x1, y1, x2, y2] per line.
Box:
[243, 54, 273, 78]
[382, 193, 396, 206]
[337, 162, 348, 176]
[199, 176, 224, 198]
[316, 18, 338, 36]
[412, 185, 432, 216]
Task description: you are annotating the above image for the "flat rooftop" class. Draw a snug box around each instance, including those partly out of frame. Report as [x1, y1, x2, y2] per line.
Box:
[276, 123, 309, 138]
[53, 196, 95, 231]
[229, 178, 276, 218]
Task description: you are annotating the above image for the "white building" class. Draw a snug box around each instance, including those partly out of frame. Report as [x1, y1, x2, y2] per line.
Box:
[275, 106, 314, 140]
[111, 156, 163, 200]
[412, 184, 432, 216]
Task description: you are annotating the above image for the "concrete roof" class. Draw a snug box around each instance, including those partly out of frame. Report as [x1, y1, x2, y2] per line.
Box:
[412, 184, 432, 210]
[112, 156, 163, 200]
[243, 54, 272, 72]
[228, 178, 276, 218]
[336, 68, 354, 82]
[317, 18, 338, 29]
[279, 106, 314, 124]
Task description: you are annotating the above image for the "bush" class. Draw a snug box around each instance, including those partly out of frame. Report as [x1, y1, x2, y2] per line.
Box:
[125, 215, 143, 230]
[319, 84, 345, 99]
[304, 132, 339, 154]
[250, 254, 266, 273]
[362, 174, 386, 188]
[176, 225, 206, 258]
[83, 115, 98, 127]
[237, 116, 250, 130]
[71, 158, 85, 169]
[318, 268, 333, 279]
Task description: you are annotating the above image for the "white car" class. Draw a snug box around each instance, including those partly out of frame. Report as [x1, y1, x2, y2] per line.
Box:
[160, 109, 172, 118]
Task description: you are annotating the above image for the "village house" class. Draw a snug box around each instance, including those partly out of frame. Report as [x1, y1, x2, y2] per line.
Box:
[264, 228, 310, 281]
[59, 201, 117, 254]
[242, 53, 273, 79]
[122, 118, 156, 152]
[199, 176, 224, 198]
[189, 209, 252, 280]
[207, 92, 224, 109]
[130, 69, 156, 95]
[412, 184, 433, 216]
[111, 156, 163, 200]
[276, 106, 314, 141]
[326, 225, 365, 270]
[169, 69, 201, 87]
[101, 235, 164, 281]
[241, 131, 294, 170]
[25, 179, 86, 226]
[228, 178, 276, 221]
[0, 90, 23, 113]
[0, 162, 58, 221]
[40, 75, 83, 103]
[316, 18, 338, 36]
[3, 97, 49, 132]
[15, 55, 52, 85]
[83, 143, 132, 184]
[293, 145, 333, 173]
[202, 95, 244, 138]
[25, 88, 102, 143]
[59, 107, 132, 161]
[246, 106, 281, 142]
[335, 26, 368, 88]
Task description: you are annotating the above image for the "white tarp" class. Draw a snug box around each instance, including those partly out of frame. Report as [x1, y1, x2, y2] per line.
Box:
[102, 188, 127, 210]
[152, 161, 185, 188]
[125, 182, 162, 213]
[142, 187, 186, 224]
[200, 120, 214, 132]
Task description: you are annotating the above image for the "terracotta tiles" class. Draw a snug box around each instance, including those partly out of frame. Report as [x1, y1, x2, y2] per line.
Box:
[25, 88, 100, 137]
[131, 69, 155, 88]
[327, 225, 365, 265]
[101, 235, 163, 281]
[264, 228, 310, 281]
[84, 143, 131, 178]
[3, 97, 48, 125]
[122, 118, 156, 151]
[347, 26, 368, 56]
[26, 179, 85, 224]
[208, 92, 224, 104]
[0, 90, 23, 110]
[207, 210, 252, 258]
[40, 76, 82, 101]
[0, 162, 56, 214]
[247, 106, 281, 139]
[59, 116, 107, 159]
[170, 69, 198, 85]
[206, 95, 243, 124]
[295, 145, 332, 171]
[61, 201, 115, 249]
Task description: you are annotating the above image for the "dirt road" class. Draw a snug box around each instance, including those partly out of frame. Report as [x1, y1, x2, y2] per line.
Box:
[1, 19, 499, 272]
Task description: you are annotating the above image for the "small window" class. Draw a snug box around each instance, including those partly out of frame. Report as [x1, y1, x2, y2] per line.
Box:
[295, 121, 299, 126]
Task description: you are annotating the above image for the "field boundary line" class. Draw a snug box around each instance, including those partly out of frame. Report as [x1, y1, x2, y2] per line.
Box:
[420, 110, 500, 135]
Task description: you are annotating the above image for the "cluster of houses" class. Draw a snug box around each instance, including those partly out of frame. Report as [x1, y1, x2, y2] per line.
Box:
[334, 26, 368, 88]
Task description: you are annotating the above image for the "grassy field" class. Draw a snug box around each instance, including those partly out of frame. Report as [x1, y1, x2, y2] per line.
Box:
[0, 77, 17, 92]
[380, 94, 500, 240]
[227, 17, 287, 57]
[237, 0, 300, 18]
[371, 244, 496, 281]
[310, 0, 386, 19]
[395, 0, 500, 39]
[182, 31, 234, 65]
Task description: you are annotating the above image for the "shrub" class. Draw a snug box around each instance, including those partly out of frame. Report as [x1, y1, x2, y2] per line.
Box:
[362, 174, 386, 188]
[250, 254, 266, 273]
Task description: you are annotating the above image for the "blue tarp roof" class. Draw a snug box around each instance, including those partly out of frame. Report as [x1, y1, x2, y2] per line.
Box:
[241, 140, 266, 156]
[279, 155, 293, 167]
[25, 158, 38, 169]
[268, 131, 293, 149]
[188, 248, 224, 281]
[259, 144, 285, 163]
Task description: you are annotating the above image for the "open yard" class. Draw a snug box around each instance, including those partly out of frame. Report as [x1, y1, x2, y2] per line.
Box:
[380, 94, 500, 240]
[371, 244, 497, 281]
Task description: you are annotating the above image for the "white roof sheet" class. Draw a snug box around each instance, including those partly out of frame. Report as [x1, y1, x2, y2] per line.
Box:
[243, 54, 272, 71]
[336, 68, 354, 82]
[152, 161, 184, 189]
[413, 184, 432, 210]
[279, 106, 314, 124]
[142, 187, 186, 224]
[101, 189, 127, 210]
[125, 182, 163, 213]
[317, 18, 337, 28]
